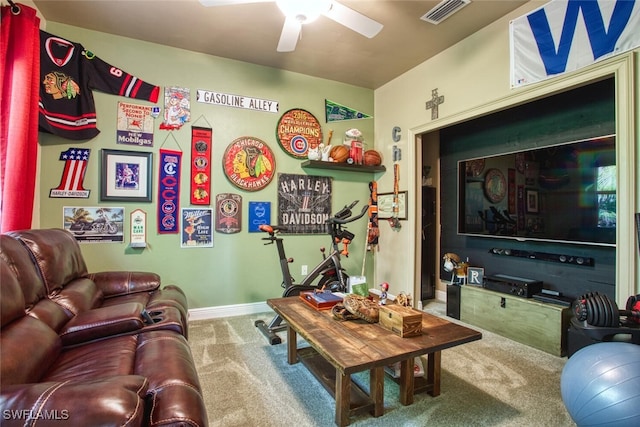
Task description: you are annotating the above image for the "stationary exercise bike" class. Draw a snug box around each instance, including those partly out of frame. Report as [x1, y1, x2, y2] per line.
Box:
[254, 200, 369, 344]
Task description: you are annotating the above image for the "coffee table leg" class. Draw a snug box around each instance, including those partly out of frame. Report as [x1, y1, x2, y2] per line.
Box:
[426, 351, 442, 396]
[287, 327, 297, 365]
[335, 370, 351, 427]
[399, 357, 415, 405]
[370, 366, 384, 417]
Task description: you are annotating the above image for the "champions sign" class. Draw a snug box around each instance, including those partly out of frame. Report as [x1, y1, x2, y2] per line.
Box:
[510, 0, 640, 87]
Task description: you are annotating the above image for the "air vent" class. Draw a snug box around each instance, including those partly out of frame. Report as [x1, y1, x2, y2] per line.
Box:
[420, 0, 471, 24]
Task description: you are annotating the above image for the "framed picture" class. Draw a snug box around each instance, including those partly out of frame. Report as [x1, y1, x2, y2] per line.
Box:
[377, 191, 407, 220]
[525, 189, 539, 213]
[100, 149, 152, 202]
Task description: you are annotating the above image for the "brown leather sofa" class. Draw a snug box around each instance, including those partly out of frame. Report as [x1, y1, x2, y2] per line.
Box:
[0, 229, 208, 426]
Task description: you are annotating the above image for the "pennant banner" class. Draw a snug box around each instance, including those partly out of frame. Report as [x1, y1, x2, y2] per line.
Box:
[325, 99, 372, 122]
[157, 149, 182, 234]
[510, 0, 640, 87]
[50, 148, 91, 198]
[190, 126, 212, 205]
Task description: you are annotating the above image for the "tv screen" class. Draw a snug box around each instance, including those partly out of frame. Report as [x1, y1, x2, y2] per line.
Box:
[458, 135, 616, 246]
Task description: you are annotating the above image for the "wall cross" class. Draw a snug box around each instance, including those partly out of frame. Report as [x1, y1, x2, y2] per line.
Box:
[425, 88, 445, 120]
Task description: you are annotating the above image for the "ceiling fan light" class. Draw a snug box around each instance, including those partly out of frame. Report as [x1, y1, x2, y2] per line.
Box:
[276, 0, 332, 24]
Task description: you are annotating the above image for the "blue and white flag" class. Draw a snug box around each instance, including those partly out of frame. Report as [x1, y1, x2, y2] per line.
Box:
[510, 0, 640, 87]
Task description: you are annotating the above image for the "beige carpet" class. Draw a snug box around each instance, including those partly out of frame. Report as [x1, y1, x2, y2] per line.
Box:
[188, 301, 575, 427]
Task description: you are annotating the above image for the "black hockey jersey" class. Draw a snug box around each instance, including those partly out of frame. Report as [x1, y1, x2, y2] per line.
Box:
[39, 31, 160, 140]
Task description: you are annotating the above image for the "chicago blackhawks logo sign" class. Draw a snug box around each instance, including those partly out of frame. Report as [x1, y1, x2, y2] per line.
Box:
[223, 136, 276, 192]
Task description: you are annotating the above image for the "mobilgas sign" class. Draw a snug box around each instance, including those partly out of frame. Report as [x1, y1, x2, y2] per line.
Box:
[511, 0, 639, 87]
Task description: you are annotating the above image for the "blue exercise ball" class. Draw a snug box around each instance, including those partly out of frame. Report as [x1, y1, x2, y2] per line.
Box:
[561, 342, 640, 426]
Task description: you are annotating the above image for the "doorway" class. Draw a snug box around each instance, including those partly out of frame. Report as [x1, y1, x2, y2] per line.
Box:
[420, 186, 436, 301]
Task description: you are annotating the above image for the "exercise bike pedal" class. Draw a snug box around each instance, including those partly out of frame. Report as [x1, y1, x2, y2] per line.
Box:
[254, 319, 282, 345]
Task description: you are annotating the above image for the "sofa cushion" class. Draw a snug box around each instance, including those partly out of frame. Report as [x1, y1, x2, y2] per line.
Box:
[0, 376, 148, 427]
[89, 271, 160, 298]
[9, 229, 88, 295]
[0, 259, 25, 328]
[0, 315, 61, 386]
[48, 277, 103, 317]
[0, 235, 47, 310]
[43, 334, 140, 383]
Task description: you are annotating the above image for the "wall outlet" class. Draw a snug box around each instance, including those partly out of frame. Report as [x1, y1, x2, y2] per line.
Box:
[301, 265, 308, 275]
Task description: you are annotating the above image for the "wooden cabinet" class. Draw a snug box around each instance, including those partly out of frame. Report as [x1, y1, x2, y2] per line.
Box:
[460, 285, 571, 356]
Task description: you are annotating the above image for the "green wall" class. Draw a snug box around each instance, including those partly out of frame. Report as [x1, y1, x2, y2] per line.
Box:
[38, 22, 378, 309]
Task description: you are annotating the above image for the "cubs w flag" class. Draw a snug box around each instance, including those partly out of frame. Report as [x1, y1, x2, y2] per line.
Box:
[510, 0, 640, 87]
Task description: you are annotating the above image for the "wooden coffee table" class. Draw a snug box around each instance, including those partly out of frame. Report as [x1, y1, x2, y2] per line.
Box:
[267, 297, 482, 426]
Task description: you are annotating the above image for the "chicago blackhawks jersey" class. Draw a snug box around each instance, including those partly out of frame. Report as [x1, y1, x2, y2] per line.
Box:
[39, 31, 160, 140]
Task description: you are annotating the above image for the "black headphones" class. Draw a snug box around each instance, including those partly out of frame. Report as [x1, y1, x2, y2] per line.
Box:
[573, 292, 640, 327]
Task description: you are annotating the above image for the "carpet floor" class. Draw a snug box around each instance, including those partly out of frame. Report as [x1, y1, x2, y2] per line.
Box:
[188, 301, 575, 427]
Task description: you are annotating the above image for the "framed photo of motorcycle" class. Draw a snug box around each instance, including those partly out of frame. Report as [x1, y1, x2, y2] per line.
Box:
[63, 207, 124, 243]
[100, 149, 153, 202]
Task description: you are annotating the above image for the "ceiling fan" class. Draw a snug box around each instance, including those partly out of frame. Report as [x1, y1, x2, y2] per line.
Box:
[199, 0, 384, 52]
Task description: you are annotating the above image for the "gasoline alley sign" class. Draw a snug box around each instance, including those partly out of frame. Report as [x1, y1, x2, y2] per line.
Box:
[196, 89, 279, 113]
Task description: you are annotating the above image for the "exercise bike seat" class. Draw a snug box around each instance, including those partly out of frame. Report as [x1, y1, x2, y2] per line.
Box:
[259, 224, 287, 235]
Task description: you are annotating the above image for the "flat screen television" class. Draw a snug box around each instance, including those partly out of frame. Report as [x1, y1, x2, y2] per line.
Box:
[458, 134, 616, 246]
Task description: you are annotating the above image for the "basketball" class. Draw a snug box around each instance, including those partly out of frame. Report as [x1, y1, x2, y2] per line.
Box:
[561, 342, 640, 426]
[330, 145, 349, 163]
[363, 150, 382, 166]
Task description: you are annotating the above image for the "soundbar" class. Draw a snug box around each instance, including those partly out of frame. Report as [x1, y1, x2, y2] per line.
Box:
[489, 248, 594, 267]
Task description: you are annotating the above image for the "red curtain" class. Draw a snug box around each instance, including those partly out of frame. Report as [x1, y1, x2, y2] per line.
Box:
[0, 3, 40, 232]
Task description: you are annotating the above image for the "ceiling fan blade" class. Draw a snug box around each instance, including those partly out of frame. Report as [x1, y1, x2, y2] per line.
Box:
[277, 16, 301, 52]
[199, 0, 273, 7]
[323, 1, 383, 38]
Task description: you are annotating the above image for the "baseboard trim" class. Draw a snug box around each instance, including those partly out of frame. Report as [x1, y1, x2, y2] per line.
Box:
[188, 301, 270, 321]
[189, 290, 446, 321]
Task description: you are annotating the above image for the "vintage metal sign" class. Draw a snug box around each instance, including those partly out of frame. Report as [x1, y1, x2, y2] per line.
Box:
[276, 109, 322, 158]
[277, 173, 332, 234]
[50, 147, 91, 198]
[215, 193, 242, 234]
[222, 136, 275, 191]
[116, 102, 154, 147]
[181, 208, 213, 247]
[130, 209, 147, 248]
[196, 89, 279, 113]
[248, 201, 271, 232]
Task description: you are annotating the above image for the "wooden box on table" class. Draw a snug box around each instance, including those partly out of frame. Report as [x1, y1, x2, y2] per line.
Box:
[299, 291, 343, 310]
[378, 304, 423, 337]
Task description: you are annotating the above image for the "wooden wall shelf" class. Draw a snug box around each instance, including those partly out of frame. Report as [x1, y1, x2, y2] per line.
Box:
[301, 160, 386, 173]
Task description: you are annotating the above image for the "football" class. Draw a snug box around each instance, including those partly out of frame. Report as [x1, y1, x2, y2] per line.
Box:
[363, 150, 382, 166]
[330, 145, 349, 163]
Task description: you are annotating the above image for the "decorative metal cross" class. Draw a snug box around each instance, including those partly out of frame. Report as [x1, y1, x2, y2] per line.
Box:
[425, 88, 445, 120]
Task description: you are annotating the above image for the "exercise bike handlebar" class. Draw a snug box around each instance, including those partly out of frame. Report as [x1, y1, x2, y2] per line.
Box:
[328, 203, 369, 225]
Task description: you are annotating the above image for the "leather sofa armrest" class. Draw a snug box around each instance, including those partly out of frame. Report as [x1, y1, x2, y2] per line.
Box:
[88, 271, 160, 297]
[0, 375, 148, 426]
[59, 302, 145, 346]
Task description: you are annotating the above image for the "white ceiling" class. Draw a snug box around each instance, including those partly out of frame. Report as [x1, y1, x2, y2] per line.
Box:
[33, 0, 530, 89]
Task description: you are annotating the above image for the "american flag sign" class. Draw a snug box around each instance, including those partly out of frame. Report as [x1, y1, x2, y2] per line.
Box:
[50, 148, 91, 198]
